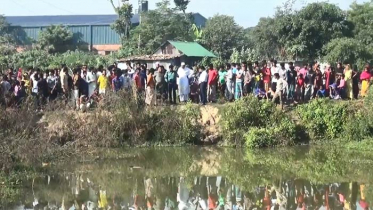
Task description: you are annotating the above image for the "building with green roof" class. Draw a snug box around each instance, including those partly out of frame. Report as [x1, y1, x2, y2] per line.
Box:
[118, 40, 216, 69]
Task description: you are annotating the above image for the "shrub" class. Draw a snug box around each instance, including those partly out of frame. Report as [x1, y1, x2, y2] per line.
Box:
[220, 96, 277, 146]
[244, 117, 298, 148]
[297, 99, 348, 139]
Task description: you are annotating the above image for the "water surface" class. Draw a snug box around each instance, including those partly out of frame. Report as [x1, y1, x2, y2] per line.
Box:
[5, 146, 373, 210]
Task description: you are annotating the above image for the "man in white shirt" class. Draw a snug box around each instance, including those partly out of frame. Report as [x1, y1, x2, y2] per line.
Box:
[225, 63, 234, 101]
[272, 73, 286, 110]
[86, 67, 97, 98]
[271, 60, 280, 83]
[198, 66, 208, 105]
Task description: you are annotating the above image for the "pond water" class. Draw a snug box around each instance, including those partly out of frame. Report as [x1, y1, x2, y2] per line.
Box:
[4, 146, 373, 210]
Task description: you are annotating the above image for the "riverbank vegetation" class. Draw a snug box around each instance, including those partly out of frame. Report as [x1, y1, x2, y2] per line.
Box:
[2, 89, 373, 177]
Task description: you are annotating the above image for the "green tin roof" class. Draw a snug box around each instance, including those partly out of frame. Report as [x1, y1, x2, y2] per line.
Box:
[168, 41, 216, 58]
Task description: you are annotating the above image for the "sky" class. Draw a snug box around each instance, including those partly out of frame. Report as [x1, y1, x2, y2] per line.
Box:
[0, 0, 367, 28]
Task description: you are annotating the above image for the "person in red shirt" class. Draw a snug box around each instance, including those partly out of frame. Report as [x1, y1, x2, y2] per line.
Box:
[296, 74, 305, 102]
[207, 64, 218, 103]
[133, 68, 142, 91]
[261, 61, 271, 92]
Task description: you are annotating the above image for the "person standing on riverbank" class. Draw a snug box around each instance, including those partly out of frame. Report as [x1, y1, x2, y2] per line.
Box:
[177, 63, 192, 103]
[226, 63, 234, 101]
[199, 66, 208, 105]
[97, 69, 108, 96]
[145, 69, 156, 106]
[218, 66, 227, 100]
[165, 65, 178, 104]
[208, 64, 218, 103]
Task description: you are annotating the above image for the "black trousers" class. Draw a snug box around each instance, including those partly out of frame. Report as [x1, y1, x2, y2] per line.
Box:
[168, 83, 177, 104]
[199, 82, 207, 105]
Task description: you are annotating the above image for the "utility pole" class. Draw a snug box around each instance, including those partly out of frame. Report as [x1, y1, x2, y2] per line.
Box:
[137, 0, 144, 51]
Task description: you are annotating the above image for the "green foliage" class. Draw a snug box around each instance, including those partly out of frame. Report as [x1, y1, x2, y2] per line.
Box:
[174, 0, 190, 13]
[323, 38, 372, 70]
[289, 3, 349, 60]
[111, 3, 133, 40]
[230, 47, 259, 63]
[221, 96, 288, 146]
[0, 15, 16, 68]
[348, 1, 373, 47]
[37, 25, 74, 53]
[297, 99, 348, 139]
[9, 50, 117, 70]
[203, 15, 245, 59]
[191, 24, 203, 42]
[122, 0, 193, 55]
[248, 2, 350, 61]
[245, 115, 298, 148]
[344, 86, 373, 141]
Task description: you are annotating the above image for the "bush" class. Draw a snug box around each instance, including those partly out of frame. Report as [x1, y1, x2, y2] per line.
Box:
[220, 96, 277, 146]
[297, 99, 348, 139]
[244, 117, 298, 148]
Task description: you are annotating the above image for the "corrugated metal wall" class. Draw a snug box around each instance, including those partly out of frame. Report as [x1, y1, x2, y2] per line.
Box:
[12, 25, 120, 46]
[92, 25, 120, 45]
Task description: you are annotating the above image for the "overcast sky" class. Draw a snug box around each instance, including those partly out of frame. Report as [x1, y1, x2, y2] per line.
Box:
[0, 0, 367, 27]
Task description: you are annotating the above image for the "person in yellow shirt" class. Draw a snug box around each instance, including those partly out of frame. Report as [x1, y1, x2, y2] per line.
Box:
[97, 69, 108, 96]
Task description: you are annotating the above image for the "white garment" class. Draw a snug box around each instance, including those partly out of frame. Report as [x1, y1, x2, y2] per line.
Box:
[96, 71, 102, 78]
[31, 78, 39, 94]
[99, 89, 106, 95]
[198, 71, 208, 84]
[178, 177, 190, 210]
[86, 71, 97, 98]
[177, 67, 192, 102]
[271, 66, 280, 83]
[236, 69, 244, 82]
[279, 68, 286, 80]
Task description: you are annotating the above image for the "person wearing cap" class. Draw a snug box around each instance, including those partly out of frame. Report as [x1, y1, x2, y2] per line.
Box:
[177, 62, 192, 102]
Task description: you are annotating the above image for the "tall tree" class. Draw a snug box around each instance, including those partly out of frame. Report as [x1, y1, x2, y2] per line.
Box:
[202, 15, 245, 59]
[0, 15, 16, 68]
[348, 0, 373, 47]
[289, 2, 350, 60]
[37, 25, 74, 53]
[174, 0, 190, 14]
[109, 0, 133, 40]
[122, 0, 193, 55]
[323, 38, 372, 70]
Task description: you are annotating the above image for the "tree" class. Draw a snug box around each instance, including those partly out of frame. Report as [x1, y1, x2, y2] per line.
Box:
[323, 38, 372, 70]
[37, 25, 74, 53]
[348, 0, 373, 47]
[122, 0, 193, 55]
[109, 0, 133, 40]
[250, 17, 280, 60]
[289, 2, 350, 60]
[174, 0, 190, 14]
[202, 15, 245, 59]
[0, 15, 16, 69]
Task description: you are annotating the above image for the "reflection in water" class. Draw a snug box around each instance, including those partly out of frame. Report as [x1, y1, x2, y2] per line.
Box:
[5, 147, 373, 209]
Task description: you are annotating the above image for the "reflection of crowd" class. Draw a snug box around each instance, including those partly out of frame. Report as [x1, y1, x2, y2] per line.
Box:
[11, 175, 370, 210]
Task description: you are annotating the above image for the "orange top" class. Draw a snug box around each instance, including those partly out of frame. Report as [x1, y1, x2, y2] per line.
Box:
[147, 74, 155, 88]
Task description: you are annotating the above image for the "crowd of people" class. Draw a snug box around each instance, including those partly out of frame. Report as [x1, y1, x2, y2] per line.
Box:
[0, 59, 372, 111]
[13, 175, 370, 210]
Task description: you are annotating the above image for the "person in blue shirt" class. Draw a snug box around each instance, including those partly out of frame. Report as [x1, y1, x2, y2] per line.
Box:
[112, 69, 124, 92]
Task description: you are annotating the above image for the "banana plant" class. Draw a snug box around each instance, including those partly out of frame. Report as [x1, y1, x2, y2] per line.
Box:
[192, 24, 203, 43]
